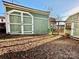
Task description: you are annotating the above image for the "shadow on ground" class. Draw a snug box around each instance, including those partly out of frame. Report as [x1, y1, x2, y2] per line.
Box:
[0, 37, 79, 59]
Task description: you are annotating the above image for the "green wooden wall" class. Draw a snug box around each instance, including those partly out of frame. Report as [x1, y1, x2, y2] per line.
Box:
[34, 17, 48, 34]
[66, 13, 79, 36]
[6, 7, 49, 34]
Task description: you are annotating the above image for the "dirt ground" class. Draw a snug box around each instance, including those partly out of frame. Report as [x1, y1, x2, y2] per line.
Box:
[0, 36, 79, 59]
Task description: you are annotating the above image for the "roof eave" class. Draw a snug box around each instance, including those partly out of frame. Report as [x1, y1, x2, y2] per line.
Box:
[3, 1, 50, 15]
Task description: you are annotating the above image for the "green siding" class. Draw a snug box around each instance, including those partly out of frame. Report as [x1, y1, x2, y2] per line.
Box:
[31, 13, 48, 18]
[34, 17, 48, 34]
[32, 13, 49, 34]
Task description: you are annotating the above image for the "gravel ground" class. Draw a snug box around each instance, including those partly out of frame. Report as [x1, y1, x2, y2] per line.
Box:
[0, 37, 79, 59]
[0, 35, 60, 55]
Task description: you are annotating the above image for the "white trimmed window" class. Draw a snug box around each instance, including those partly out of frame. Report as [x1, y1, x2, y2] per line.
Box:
[6, 10, 34, 34]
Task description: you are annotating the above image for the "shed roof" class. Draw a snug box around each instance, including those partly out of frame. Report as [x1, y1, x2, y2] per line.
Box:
[3, 1, 50, 15]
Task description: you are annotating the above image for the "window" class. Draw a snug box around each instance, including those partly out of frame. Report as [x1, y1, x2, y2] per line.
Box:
[8, 10, 33, 34]
[10, 15, 21, 23]
[10, 24, 21, 34]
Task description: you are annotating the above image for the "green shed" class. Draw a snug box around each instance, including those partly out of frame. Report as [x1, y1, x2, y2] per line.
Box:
[3, 1, 50, 34]
[65, 13, 79, 38]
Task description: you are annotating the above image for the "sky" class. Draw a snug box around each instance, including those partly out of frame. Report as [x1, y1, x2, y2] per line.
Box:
[0, 0, 79, 17]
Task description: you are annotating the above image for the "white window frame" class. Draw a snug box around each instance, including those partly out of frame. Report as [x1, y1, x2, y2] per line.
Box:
[6, 10, 34, 34]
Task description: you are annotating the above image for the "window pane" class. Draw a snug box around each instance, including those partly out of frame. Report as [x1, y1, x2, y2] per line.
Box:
[10, 24, 21, 33]
[10, 15, 21, 23]
[23, 17, 32, 24]
[24, 25, 32, 31]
